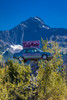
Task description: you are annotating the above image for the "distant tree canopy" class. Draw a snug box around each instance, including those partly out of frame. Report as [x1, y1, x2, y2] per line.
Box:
[0, 38, 67, 100]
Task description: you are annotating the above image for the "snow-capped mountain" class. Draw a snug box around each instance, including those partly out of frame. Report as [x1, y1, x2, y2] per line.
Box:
[0, 17, 67, 55]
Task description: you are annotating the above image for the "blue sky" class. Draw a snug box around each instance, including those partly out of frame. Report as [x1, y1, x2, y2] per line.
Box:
[0, 0, 67, 30]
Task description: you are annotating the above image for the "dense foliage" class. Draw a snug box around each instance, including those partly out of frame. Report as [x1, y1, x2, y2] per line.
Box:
[0, 39, 67, 100]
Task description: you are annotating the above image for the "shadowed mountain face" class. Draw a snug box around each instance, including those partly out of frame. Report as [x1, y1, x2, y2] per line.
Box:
[0, 17, 67, 54]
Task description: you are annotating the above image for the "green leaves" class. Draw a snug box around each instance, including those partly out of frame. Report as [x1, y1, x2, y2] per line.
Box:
[0, 38, 67, 100]
[36, 38, 67, 100]
[0, 60, 33, 100]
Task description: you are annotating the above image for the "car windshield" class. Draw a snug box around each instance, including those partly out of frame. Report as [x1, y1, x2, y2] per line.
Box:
[36, 48, 42, 52]
[22, 48, 42, 53]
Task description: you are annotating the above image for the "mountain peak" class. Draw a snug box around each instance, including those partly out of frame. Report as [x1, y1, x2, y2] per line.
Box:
[34, 17, 50, 29]
[20, 17, 50, 30]
[34, 16, 44, 23]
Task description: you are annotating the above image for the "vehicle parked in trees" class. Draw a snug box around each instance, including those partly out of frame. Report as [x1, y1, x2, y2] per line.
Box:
[13, 47, 53, 62]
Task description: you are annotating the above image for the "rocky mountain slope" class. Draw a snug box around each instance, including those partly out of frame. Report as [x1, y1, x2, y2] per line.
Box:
[0, 17, 67, 55]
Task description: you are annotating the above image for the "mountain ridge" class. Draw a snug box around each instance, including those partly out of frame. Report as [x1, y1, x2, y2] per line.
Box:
[0, 17, 67, 54]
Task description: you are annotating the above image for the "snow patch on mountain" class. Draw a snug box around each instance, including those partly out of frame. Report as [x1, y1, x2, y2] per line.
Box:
[2, 45, 23, 61]
[10, 45, 23, 53]
[20, 23, 27, 28]
[34, 17, 50, 29]
[42, 25, 50, 29]
[34, 17, 43, 23]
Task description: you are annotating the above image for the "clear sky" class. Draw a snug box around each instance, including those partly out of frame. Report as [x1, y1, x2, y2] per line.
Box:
[0, 0, 67, 30]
